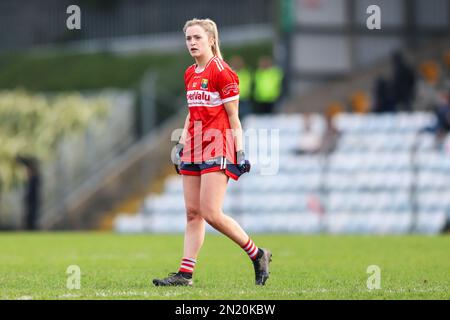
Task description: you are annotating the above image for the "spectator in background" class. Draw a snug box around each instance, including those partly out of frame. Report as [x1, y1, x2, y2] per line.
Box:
[432, 90, 450, 149]
[391, 52, 417, 111]
[350, 91, 371, 114]
[293, 113, 322, 155]
[420, 60, 441, 87]
[443, 51, 450, 91]
[230, 55, 253, 119]
[318, 112, 341, 155]
[253, 56, 283, 114]
[15, 156, 41, 231]
[293, 112, 340, 156]
[434, 91, 450, 131]
[416, 60, 443, 111]
[373, 77, 396, 113]
[421, 90, 450, 149]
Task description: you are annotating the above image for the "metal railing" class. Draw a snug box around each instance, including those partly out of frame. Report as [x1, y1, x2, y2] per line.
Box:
[0, 0, 275, 51]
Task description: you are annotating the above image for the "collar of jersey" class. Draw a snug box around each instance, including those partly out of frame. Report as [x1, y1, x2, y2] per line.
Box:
[195, 55, 216, 74]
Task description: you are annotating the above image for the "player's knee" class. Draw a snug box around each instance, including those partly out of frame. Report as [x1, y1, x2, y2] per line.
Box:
[186, 206, 201, 222]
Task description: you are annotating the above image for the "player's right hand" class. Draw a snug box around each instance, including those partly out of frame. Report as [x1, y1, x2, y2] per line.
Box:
[172, 143, 184, 174]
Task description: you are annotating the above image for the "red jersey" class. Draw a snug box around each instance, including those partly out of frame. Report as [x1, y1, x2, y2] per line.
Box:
[182, 56, 240, 163]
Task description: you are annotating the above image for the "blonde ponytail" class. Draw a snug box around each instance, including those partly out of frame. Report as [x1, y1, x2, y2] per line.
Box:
[183, 18, 223, 60]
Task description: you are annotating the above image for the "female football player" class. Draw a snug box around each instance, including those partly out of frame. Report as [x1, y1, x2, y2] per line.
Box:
[153, 18, 272, 287]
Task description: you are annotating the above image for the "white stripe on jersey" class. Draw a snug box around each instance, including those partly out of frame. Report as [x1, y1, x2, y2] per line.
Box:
[186, 90, 222, 107]
[222, 95, 239, 104]
[214, 58, 224, 72]
[186, 90, 239, 108]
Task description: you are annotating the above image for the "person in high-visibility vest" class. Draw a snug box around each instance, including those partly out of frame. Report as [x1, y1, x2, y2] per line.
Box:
[230, 55, 253, 119]
[253, 56, 283, 114]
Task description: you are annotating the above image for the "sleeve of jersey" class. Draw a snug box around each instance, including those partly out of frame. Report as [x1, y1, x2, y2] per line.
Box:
[216, 68, 240, 104]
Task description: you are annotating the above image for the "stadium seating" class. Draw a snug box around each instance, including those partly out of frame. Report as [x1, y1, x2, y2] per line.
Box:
[114, 112, 450, 234]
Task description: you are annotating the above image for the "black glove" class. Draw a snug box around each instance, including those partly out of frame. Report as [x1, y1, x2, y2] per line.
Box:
[236, 150, 251, 174]
[172, 143, 184, 174]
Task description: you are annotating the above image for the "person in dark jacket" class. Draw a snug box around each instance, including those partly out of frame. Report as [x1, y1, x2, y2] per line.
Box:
[16, 156, 41, 231]
[373, 77, 396, 113]
[391, 52, 417, 111]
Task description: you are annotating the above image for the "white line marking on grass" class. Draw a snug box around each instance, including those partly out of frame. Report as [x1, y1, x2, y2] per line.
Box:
[57, 290, 187, 299]
[381, 288, 449, 293]
[95, 291, 155, 297]
[17, 296, 33, 300]
[60, 293, 82, 298]
[53, 287, 447, 299]
[294, 288, 448, 294]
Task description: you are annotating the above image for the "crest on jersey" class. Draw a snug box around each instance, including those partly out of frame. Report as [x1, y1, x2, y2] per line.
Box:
[201, 78, 209, 89]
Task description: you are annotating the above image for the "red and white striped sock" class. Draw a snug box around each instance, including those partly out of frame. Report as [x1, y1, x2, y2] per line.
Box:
[241, 238, 260, 261]
[178, 257, 196, 274]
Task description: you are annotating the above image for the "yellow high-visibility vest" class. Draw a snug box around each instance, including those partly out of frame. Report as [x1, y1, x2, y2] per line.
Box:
[237, 68, 252, 101]
[254, 67, 283, 103]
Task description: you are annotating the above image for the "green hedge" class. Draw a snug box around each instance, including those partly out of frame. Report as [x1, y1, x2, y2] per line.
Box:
[0, 90, 109, 192]
[0, 42, 272, 129]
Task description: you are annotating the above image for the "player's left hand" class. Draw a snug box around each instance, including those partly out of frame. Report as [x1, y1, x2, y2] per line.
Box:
[236, 150, 251, 174]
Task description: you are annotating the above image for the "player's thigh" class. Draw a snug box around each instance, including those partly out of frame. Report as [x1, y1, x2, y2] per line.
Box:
[183, 175, 201, 217]
[199, 171, 229, 216]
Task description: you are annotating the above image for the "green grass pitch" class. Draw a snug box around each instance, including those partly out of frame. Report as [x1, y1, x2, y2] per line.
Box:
[0, 232, 448, 300]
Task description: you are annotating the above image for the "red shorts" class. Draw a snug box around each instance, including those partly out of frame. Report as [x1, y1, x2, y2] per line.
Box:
[179, 156, 244, 181]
